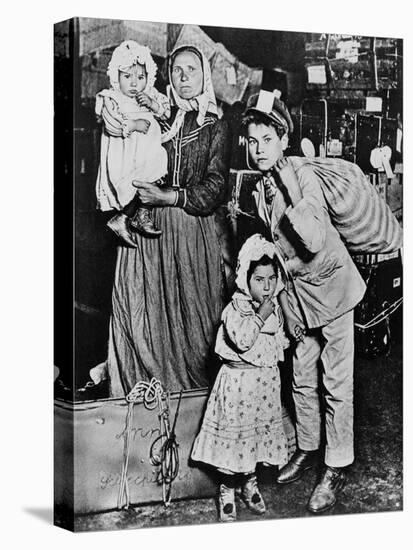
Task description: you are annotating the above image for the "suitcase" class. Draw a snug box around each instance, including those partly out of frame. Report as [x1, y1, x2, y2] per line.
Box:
[355, 114, 398, 173]
[223, 101, 248, 171]
[228, 169, 271, 252]
[353, 252, 402, 357]
[304, 35, 401, 91]
[54, 387, 296, 518]
[297, 98, 354, 161]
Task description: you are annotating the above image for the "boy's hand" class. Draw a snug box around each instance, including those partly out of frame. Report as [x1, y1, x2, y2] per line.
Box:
[285, 317, 306, 343]
[257, 296, 275, 321]
[278, 288, 307, 343]
[135, 119, 151, 134]
[274, 157, 303, 206]
[136, 92, 154, 110]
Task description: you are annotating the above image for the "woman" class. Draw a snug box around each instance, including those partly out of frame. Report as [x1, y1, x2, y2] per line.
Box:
[106, 45, 231, 395]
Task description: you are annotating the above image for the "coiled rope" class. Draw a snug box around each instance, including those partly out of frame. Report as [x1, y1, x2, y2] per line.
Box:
[117, 378, 182, 509]
[149, 390, 183, 506]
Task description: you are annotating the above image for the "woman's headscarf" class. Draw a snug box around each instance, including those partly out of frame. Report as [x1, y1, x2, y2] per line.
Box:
[161, 45, 218, 143]
[107, 40, 158, 91]
[235, 234, 279, 298]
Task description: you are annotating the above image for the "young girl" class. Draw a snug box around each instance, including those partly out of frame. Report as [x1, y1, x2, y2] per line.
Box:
[191, 234, 291, 522]
[95, 40, 171, 241]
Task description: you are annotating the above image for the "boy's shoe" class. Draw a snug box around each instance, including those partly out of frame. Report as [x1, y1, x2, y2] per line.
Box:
[107, 214, 137, 247]
[218, 484, 236, 522]
[307, 466, 346, 514]
[240, 474, 266, 515]
[129, 207, 162, 237]
[276, 449, 318, 484]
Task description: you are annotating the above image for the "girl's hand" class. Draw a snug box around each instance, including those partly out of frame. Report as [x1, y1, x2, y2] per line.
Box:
[132, 181, 176, 206]
[136, 92, 154, 110]
[274, 157, 303, 206]
[134, 119, 151, 134]
[257, 296, 275, 322]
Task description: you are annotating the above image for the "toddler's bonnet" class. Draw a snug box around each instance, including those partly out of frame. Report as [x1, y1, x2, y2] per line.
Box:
[235, 234, 278, 297]
[107, 40, 157, 91]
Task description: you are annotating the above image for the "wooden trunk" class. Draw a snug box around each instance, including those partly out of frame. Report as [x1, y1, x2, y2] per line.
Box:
[54, 388, 296, 516]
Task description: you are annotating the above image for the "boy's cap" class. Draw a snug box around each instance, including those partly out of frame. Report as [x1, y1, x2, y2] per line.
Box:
[244, 92, 294, 134]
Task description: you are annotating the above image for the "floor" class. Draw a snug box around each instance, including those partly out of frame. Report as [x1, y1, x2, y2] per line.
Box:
[68, 334, 402, 532]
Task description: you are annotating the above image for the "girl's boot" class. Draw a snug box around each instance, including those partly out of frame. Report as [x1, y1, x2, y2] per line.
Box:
[241, 474, 266, 515]
[218, 483, 236, 522]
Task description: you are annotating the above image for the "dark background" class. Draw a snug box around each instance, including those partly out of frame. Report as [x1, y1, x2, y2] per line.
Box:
[54, 20, 403, 395]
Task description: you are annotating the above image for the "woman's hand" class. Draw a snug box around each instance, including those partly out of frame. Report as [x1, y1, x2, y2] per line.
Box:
[274, 157, 303, 206]
[132, 181, 176, 207]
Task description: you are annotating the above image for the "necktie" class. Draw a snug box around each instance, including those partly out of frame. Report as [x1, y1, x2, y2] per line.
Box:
[263, 176, 277, 206]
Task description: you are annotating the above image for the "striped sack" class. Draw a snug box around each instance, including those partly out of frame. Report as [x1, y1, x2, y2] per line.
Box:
[288, 156, 402, 254]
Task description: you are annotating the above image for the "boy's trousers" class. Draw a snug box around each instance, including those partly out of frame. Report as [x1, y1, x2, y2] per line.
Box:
[292, 310, 354, 468]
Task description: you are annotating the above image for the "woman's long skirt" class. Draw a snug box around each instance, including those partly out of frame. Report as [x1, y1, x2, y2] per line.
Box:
[107, 206, 225, 395]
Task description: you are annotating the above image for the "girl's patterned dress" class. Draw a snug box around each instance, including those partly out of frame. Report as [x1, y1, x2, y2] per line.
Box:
[191, 289, 290, 473]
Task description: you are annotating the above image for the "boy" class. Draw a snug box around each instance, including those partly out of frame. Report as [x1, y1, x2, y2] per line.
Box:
[242, 92, 366, 513]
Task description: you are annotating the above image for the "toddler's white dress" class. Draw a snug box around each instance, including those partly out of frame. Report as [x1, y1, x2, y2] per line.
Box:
[95, 87, 168, 211]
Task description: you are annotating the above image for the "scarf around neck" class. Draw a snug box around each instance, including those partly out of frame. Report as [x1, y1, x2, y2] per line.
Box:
[161, 45, 218, 143]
